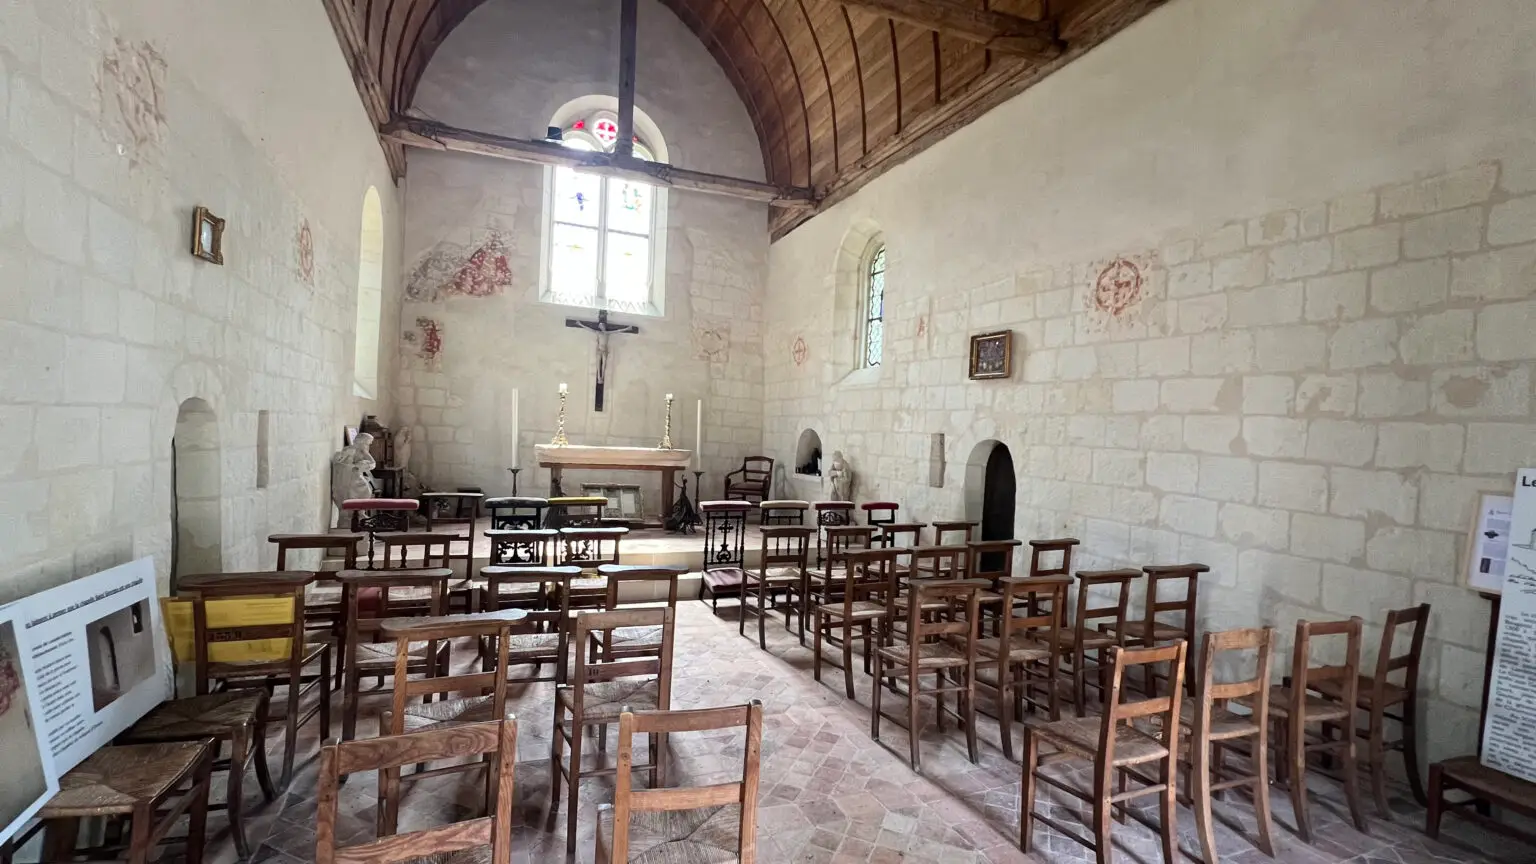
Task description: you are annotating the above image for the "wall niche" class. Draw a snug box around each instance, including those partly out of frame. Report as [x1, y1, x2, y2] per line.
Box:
[795, 428, 823, 476]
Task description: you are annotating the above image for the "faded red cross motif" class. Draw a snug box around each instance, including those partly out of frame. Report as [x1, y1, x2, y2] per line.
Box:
[1094, 258, 1142, 315]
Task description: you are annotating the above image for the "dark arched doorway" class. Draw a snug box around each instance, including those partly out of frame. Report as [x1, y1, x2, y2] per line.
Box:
[964, 440, 1016, 571]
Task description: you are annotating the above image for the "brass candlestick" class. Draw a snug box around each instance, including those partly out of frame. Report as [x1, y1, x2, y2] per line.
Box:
[551, 384, 570, 446]
[659, 393, 675, 449]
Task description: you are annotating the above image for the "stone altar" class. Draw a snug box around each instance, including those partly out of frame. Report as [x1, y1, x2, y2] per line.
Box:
[535, 445, 692, 528]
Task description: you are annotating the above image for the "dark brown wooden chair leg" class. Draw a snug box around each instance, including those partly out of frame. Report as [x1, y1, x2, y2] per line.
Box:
[1425, 761, 1444, 839]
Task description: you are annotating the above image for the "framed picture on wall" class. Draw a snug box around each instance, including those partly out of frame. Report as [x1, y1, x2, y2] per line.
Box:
[968, 330, 1013, 380]
[191, 206, 226, 265]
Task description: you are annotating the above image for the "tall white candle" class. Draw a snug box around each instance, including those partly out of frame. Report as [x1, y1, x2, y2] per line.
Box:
[694, 400, 703, 470]
[559, 382, 568, 394]
[509, 388, 520, 469]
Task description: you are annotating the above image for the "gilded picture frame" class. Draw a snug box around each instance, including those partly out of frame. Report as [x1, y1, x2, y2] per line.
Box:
[191, 206, 225, 265]
[968, 330, 1013, 380]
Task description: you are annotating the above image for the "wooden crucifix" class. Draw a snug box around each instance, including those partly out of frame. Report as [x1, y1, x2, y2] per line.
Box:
[566, 310, 639, 412]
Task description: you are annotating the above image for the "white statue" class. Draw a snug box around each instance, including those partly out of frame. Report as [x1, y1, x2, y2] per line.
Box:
[331, 432, 376, 518]
[828, 450, 853, 501]
[394, 426, 414, 471]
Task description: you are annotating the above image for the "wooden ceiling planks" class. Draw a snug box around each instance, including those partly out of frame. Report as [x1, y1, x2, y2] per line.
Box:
[321, 0, 1164, 236]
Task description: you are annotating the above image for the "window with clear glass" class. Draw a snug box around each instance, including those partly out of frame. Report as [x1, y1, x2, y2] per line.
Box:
[544, 110, 663, 315]
[863, 243, 885, 368]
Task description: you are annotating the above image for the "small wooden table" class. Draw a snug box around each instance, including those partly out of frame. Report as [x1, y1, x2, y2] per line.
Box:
[536, 445, 692, 529]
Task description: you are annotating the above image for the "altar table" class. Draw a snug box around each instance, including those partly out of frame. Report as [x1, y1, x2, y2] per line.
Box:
[535, 445, 692, 527]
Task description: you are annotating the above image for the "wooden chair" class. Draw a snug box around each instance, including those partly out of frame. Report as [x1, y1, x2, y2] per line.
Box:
[596, 702, 763, 864]
[812, 500, 857, 564]
[968, 538, 1023, 634]
[1021, 641, 1187, 864]
[342, 497, 419, 567]
[861, 501, 899, 529]
[1246, 617, 1368, 842]
[551, 607, 677, 854]
[759, 499, 808, 525]
[1028, 537, 1080, 578]
[700, 501, 753, 612]
[1182, 627, 1276, 864]
[877, 522, 925, 554]
[484, 526, 556, 568]
[555, 526, 628, 611]
[1103, 563, 1208, 697]
[806, 525, 876, 609]
[545, 495, 608, 529]
[420, 490, 484, 577]
[1316, 603, 1429, 816]
[1058, 569, 1140, 717]
[871, 579, 986, 771]
[316, 714, 517, 864]
[175, 571, 331, 789]
[724, 456, 774, 505]
[905, 544, 969, 584]
[593, 564, 687, 662]
[118, 690, 272, 859]
[740, 526, 812, 648]
[974, 575, 1068, 760]
[472, 531, 559, 616]
[375, 609, 526, 834]
[36, 741, 214, 864]
[268, 531, 361, 569]
[813, 547, 899, 699]
[485, 495, 549, 530]
[336, 568, 454, 741]
[933, 520, 978, 546]
[480, 565, 583, 685]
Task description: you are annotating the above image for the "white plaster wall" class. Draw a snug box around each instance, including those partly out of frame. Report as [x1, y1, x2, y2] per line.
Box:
[399, 0, 768, 504]
[0, 0, 404, 597]
[763, 0, 1536, 763]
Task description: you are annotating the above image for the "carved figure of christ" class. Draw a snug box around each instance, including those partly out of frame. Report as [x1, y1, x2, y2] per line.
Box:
[565, 310, 640, 411]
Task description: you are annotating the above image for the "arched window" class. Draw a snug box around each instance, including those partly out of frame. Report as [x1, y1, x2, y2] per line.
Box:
[543, 107, 667, 316]
[353, 187, 384, 398]
[862, 242, 886, 368]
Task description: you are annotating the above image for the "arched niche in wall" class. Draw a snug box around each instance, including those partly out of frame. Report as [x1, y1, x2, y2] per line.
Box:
[171, 397, 223, 592]
[964, 439, 1016, 570]
[795, 428, 823, 476]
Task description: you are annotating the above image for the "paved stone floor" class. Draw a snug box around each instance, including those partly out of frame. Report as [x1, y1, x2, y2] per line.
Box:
[196, 601, 1520, 864]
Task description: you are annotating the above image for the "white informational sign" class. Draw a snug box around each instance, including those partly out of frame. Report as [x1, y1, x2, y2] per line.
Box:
[1466, 493, 1514, 593]
[1483, 469, 1536, 782]
[0, 602, 60, 845]
[15, 558, 173, 777]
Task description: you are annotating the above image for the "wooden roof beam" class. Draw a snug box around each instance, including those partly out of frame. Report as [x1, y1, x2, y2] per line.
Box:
[837, 0, 1062, 58]
[381, 116, 817, 207]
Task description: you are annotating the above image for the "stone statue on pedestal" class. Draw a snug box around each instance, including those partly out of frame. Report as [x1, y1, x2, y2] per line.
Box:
[828, 450, 854, 501]
[331, 432, 377, 518]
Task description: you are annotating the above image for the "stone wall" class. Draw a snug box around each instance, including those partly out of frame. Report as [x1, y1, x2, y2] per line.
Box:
[395, 0, 768, 505]
[0, 0, 403, 596]
[763, 0, 1536, 763]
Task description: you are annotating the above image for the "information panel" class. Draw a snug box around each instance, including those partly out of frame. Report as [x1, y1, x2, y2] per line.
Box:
[1483, 468, 1536, 782]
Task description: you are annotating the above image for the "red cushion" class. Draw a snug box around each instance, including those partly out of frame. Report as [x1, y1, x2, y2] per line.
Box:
[861, 501, 900, 511]
[814, 501, 854, 510]
[341, 498, 420, 511]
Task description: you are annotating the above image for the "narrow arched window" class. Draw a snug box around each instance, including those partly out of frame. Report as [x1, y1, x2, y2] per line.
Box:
[863, 242, 886, 368]
[543, 108, 667, 316]
[353, 187, 384, 398]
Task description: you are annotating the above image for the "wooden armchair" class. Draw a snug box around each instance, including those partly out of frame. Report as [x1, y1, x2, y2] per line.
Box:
[724, 456, 774, 505]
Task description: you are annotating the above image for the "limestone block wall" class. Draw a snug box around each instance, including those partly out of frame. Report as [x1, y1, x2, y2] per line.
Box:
[0, 0, 403, 597]
[394, 0, 767, 503]
[763, 0, 1536, 763]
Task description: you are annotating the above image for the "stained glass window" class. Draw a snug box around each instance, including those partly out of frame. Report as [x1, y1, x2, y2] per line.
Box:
[546, 111, 662, 314]
[864, 243, 886, 368]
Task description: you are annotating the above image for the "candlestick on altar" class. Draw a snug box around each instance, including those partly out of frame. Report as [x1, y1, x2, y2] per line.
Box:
[507, 467, 522, 495]
[551, 383, 570, 446]
[509, 387, 520, 469]
[659, 393, 675, 449]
